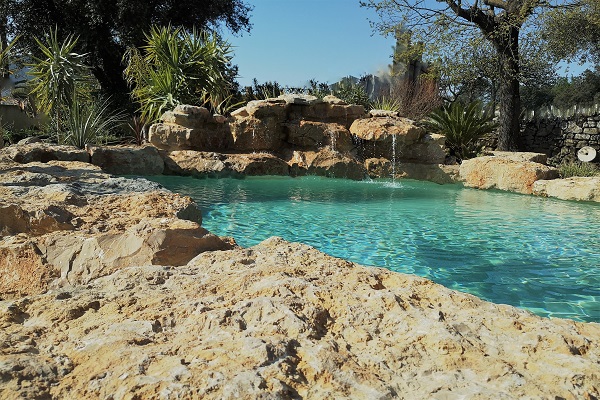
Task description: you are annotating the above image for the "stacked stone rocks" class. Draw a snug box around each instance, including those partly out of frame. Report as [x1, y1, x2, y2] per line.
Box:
[521, 115, 600, 165]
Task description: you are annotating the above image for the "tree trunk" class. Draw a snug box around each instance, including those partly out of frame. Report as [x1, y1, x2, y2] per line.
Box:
[494, 26, 521, 151]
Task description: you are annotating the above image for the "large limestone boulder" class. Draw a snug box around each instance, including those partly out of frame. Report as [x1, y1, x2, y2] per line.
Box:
[163, 150, 290, 177]
[284, 120, 354, 152]
[350, 116, 446, 163]
[460, 154, 559, 194]
[287, 148, 366, 180]
[1, 237, 599, 399]
[533, 176, 600, 202]
[365, 158, 460, 184]
[1, 142, 89, 163]
[0, 156, 231, 298]
[395, 163, 460, 184]
[88, 144, 164, 175]
[229, 97, 366, 153]
[229, 115, 287, 152]
[149, 105, 233, 151]
[0, 218, 227, 298]
[401, 133, 447, 164]
[350, 115, 424, 143]
[489, 151, 548, 164]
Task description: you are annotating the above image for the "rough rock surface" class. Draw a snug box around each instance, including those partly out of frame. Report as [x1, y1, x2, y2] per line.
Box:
[286, 148, 367, 180]
[533, 176, 600, 202]
[488, 151, 548, 164]
[163, 150, 290, 177]
[350, 116, 446, 163]
[88, 144, 165, 175]
[460, 154, 559, 194]
[0, 154, 232, 298]
[394, 163, 460, 184]
[1, 237, 599, 399]
[2, 142, 89, 163]
[149, 105, 233, 151]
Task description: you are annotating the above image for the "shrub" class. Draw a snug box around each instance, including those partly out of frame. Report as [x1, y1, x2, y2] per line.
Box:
[371, 96, 402, 112]
[124, 25, 233, 123]
[333, 79, 372, 109]
[424, 101, 497, 162]
[388, 78, 442, 121]
[63, 98, 125, 149]
[558, 161, 599, 178]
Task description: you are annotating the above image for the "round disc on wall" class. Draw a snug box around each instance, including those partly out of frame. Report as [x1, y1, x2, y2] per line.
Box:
[577, 146, 597, 162]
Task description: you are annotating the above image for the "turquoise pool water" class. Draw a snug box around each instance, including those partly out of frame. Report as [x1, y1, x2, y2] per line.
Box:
[148, 175, 600, 322]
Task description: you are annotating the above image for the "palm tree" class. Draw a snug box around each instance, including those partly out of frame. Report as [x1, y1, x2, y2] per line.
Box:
[123, 25, 233, 123]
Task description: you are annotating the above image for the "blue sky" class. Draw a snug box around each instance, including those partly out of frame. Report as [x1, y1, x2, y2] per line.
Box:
[223, 0, 591, 89]
[223, 0, 395, 88]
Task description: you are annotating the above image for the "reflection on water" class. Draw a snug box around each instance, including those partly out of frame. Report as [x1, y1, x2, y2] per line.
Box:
[147, 175, 600, 322]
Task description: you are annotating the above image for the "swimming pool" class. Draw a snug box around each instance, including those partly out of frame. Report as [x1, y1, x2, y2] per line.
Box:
[148, 175, 600, 322]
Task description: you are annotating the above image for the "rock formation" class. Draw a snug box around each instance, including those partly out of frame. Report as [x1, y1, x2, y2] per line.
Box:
[459, 152, 559, 194]
[1, 236, 599, 399]
[149, 104, 233, 151]
[1, 146, 599, 399]
[533, 176, 600, 202]
[350, 114, 447, 164]
[0, 153, 232, 298]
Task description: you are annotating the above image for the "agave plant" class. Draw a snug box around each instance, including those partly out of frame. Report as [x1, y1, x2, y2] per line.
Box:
[371, 96, 402, 112]
[124, 25, 233, 123]
[63, 98, 125, 149]
[425, 101, 497, 161]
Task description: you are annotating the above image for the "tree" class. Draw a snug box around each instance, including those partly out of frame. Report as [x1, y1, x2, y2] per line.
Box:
[3, 0, 251, 106]
[541, 0, 600, 64]
[362, 0, 570, 150]
[124, 25, 233, 123]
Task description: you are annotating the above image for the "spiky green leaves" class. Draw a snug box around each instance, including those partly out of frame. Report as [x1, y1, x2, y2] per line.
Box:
[425, 101, 498, 161]
[123, 25, 233, 123]
[27, 28, 91, 116]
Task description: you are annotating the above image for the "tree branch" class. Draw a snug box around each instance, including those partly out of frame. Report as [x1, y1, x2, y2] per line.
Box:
[484, 0, 508, 9]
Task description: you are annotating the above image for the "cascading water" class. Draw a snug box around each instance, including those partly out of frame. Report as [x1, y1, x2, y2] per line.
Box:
[329, 129, 337, 152]
[391, 134, 396, 181]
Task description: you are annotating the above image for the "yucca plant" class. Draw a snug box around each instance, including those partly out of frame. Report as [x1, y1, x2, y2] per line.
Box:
[124, 25, 233, 123]
[425, 101, 497, 161]
[371, 96, 402, 112]
[63, 98, 125, 149]
[28, 28, 92, 137]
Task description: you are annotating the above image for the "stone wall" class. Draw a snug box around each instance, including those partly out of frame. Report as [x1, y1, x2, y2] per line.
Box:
[521, 114, 600, 166]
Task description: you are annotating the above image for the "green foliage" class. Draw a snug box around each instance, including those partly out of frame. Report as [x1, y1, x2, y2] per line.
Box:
[541, 0, 600, 64]
[425, 101, 498, 161]
[521, 68, 600, 110]
[306, 79, 332, 99]
[332, 78, 372, 109]
[127, 115, 147, 146]
[241, 79, 285, 102]
[124, 25, 233, 123]
[63, 98, 125, 149]
[4, 0, 251, 102]
[558, 161, 600, 178]
[27, 29, 92, 116]
[0, 35, 19, 96]
[371, 96, 402, 112]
